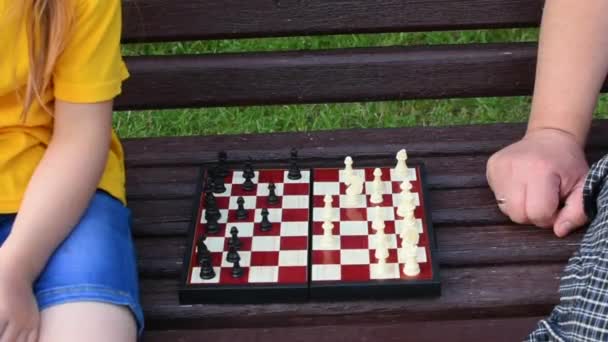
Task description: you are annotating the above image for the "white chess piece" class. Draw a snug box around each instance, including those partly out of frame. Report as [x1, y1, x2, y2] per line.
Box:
[400, 218, 419, 245]
[397, 181, 416, 217]
[321, 194, 338, 248]
[402, 243, 420, 276]
[343, 156, 354, 185]
[345, 174, 364, 207]
[322, 194, 333, 222]
[371, 205, 385, 232]
[375, 229, 389, 275]
[370, 168, 384, 204]
[394, 149, 409, 178]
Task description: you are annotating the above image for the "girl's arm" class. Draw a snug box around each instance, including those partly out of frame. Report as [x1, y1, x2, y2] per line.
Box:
[0, 100, 113, 281]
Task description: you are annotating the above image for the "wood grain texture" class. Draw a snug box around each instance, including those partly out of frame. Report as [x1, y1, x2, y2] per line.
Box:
[134, 224, 581, 277]
[122, 0, 543, 43]
[142, 317, 542, 342]
[122, 121, 608, 167]
[139, 263, 561, 329]
[116, 43, 547, 110]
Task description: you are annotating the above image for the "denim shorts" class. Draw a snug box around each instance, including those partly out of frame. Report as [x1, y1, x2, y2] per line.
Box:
[0, 191, 144, 335]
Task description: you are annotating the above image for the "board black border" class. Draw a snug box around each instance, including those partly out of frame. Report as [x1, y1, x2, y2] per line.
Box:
[307, 162, 441, 300]
[178, 166, 310, 304]
[179, 160, 441, 304]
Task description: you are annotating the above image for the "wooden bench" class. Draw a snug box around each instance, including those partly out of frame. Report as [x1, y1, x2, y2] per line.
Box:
[117, 1, 608, 340]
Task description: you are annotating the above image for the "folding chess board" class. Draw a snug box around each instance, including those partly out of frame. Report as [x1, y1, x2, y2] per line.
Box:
[180, 156, 440, 304]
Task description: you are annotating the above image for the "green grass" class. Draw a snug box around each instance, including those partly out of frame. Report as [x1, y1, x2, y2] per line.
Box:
[114, 28, 608, 138]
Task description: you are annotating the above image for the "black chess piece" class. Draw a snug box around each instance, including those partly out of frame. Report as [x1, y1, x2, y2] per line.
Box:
[287, 148, 301, 180]
[206, 213, 220, 234]
[231, 253, 244, 278]
[199, 256, 216, 280]
[242, 172, 255, 191]
[236, 196, 248, 220]
[267, 182, 279, 205]
[260, 207, 272, 232]
[212, 169, 226, 194]
[229, 226, 241, 249]
[217, 151, 229, 177]
[205, 189, 221, 220]
[243, 158, 255, 180]
[196, 235, 209, 265]
[226, 244, 239, 263]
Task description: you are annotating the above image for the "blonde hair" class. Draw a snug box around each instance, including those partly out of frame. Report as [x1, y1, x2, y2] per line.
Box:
[21, 0, 73, 117]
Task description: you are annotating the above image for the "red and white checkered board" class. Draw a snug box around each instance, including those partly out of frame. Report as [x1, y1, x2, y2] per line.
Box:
[310, 165, 436, 295]
[185, 169, 311, 292]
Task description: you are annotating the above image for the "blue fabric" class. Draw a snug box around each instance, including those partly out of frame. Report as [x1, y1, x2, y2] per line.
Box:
[0, 191, 144, 335]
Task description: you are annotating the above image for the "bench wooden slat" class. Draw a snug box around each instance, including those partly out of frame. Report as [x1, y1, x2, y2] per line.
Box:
[117, 43, 544, 110]
[142, 317, 542, 341]
[139, 263, 560, 329]
[122, 0, 543, 43]
[122, 122, 608, 167]
[134, 224, 579, 277]
[128, 186, 507, 237]
[125, 154, 495, 201]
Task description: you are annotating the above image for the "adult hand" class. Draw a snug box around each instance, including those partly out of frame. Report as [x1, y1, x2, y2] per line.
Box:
[486, 128, 589, 237]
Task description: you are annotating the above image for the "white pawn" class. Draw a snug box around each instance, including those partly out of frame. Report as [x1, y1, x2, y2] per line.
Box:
[375, 229, 389, 275]
[394, 149, 409, 178]
[370, 168, 384, 204]
[371, 205, 385, 232]
[400, 219, 419, 245]
[321, 221, 337, 248]
[343, 156, 354, 185]
[397, 181, 416, 218]
[402, 243, 420, 276]
[322, 194, 333, 221]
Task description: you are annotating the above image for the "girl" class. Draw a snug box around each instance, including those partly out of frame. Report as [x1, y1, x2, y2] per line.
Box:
[0, 0, 143, 341]
[486, 1, 608, 340]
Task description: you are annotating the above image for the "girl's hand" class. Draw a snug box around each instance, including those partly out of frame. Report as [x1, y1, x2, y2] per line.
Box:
[0, 258, 39, 342]
[486, 128, 589, 237]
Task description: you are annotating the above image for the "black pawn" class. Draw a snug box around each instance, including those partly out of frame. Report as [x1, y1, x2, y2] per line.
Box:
[212, 170, 226, 194]
[287, 148, 301, 180]
[199, 257, 215, 280]
[236, 196, 248, 220]
[231, 254, 244, 278]
[205, 189, 220, 220]
[226, 244, 239, 263]
[217, 151, 229, 177]
[242, 172, 255, 191]
[229, 226, 241, 249]
[206, 213, 220, 234]
[260, 208, 272, 232]
[267, 182, 279, 205]
[243, 159, 255, 180]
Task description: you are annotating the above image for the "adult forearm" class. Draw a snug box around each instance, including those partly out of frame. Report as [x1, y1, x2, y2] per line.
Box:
[527, 0, 608, 146]
[0, 120, 111, 281]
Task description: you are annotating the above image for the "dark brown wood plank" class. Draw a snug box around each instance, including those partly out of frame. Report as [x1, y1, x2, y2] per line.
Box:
[122, 0, 543, 43]
[140, 263, 561, 329]
[142, 316, 542, 342]
[117, 43, 547, 110]
[125, 154, 493, 202]
[128, 187, 506, 236]
[122, 121, 608, 167]
[135, 222, 581, 277]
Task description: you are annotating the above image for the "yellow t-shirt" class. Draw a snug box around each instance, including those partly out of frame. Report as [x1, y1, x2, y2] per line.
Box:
[0, 0, 129, 213]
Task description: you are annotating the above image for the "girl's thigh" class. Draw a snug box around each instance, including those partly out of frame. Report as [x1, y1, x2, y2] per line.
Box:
[0, 191, 144, 336]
